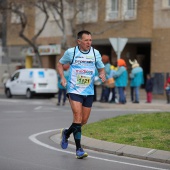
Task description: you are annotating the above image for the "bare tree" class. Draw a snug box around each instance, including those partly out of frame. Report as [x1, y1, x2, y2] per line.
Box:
[47, 0, 68, 49]
[45, 0, 78, 50]
[45, 0, 98, 50]
[7, 0, 49, 67]
[44, 0, 127, 50]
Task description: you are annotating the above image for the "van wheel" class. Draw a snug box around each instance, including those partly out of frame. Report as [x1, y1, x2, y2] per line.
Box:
[6, 88, 12, 98]
[26, 89, 32, 99]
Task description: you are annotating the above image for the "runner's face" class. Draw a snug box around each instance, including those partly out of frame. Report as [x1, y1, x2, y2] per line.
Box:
[78, 34, 92, 51]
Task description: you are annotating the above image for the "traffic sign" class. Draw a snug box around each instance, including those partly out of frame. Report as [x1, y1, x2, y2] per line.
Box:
[109, 38, 128, 59]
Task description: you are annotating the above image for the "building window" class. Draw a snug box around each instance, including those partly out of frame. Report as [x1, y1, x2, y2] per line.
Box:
[105, 0, 120, 21]
[77, 0, 98, 24]
[105, 0, 137, 21]
[162, 0, 170, 9]
[123, 0, 137, 20]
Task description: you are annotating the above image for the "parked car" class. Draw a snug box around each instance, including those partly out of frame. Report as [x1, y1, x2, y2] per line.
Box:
[5, 68, 58, 98]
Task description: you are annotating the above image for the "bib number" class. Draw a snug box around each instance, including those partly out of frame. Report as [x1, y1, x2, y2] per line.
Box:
[76, 75, 91, 86]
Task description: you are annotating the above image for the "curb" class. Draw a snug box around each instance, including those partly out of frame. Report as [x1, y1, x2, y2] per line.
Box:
[51, 132, 170, 164]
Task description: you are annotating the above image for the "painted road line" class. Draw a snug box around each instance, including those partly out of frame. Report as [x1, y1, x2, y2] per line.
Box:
[29, 129, 169, 170]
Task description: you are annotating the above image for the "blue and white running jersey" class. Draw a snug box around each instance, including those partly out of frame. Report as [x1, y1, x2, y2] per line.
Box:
[67, 46, 96, 95]
[59, 46, 105, 95]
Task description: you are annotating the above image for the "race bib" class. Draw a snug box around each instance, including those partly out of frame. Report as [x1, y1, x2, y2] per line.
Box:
[76, 75, 91, 86]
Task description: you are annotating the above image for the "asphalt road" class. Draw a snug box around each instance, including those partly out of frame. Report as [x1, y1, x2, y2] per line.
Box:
[0, 97, 169, 170]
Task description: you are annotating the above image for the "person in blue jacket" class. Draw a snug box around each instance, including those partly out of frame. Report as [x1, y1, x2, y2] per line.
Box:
[129, 59, 144, 103]
[57, 64, 70, 106]
[100, 54, 111, 102]
[113, 59, 128, 104]
[108, 62, 118, 103]
[93, 68, 100, 101]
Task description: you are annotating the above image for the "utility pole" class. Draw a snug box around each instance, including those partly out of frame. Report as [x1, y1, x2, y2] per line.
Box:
[0, 0, 7, 64]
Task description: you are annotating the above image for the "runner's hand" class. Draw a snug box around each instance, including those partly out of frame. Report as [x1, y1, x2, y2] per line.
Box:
[99, 74, 106, 83]
[61, 78, 67, 87]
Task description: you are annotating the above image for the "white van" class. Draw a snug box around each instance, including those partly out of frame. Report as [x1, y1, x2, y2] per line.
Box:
[5, 68, 58, 98]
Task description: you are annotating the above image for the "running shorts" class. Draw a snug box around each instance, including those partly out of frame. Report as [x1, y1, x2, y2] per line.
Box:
[67, 93, 94, 107]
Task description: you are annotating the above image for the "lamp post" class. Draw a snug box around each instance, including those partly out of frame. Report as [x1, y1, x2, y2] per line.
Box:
[0, 0, 7, 64]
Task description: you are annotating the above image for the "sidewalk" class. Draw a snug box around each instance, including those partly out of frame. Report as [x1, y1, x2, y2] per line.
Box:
[92, 98, 170, 112]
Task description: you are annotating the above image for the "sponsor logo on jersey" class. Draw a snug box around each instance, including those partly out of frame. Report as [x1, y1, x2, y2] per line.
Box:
[76, 69, 93, 75]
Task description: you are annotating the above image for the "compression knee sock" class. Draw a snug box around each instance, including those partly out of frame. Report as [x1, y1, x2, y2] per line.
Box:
[73, 124, 81, 150]
[65, 123, 82, 150]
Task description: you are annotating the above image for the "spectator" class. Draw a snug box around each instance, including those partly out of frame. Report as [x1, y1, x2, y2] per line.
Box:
[164, 76, 170, 104]
[145, 74, 153, 103]
[93, 68, 100, 102]
[57, 64, 70, 106]
[1, 70, 10, 87]
[130, 84, 134, 102]
[100, 54, 111, 102]
[113, 59, 128, 104]
[108, 62, 118, 103]
[129, 59, 144, 103]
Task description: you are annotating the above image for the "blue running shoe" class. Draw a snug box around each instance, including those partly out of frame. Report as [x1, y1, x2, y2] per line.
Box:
[76, 148, 88, 159]
[60, 128, 68, 149]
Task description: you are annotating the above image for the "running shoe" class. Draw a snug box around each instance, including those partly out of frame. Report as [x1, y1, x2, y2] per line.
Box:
[60, 128, 68, 149]
[76, 148, 88, 159]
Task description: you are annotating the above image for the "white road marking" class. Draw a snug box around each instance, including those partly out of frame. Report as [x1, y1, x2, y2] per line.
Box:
[0, 99, 19, 103]
[3, 111, 25, 113]
[34, 106, 42, 110]
[29, 129, 169, 170]
[34, 106, 59, 111]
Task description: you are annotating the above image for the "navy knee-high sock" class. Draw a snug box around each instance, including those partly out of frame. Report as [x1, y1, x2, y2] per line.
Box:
[73, 124, 81, 150]
[65, 123, 81, 150]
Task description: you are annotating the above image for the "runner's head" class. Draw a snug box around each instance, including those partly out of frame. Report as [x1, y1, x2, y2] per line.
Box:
[77, 30, 92, 52]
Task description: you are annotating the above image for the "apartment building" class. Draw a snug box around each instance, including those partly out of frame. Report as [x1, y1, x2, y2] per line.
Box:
[1, 0, 170, 94]
[36, 0, 152, 73]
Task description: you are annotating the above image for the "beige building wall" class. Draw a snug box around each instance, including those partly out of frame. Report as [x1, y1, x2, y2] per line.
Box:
[86, 0, 153, 40]
[5, 0, 155, 74]
[35, 0, 154, 47]
[41, 55, 56, 69]
[151, 29, 170, 73]
[6, 0, 154, 50]
[151, 0, 170, 73]
[153, 0, 170, 29]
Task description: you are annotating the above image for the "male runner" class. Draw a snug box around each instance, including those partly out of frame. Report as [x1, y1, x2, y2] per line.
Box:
[57, 30, 106, 159]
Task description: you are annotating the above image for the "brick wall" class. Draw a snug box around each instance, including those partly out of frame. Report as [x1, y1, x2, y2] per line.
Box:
[151, 29, 170, 73]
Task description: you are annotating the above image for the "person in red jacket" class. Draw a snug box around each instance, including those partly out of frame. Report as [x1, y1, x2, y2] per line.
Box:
[164, 76, 170, 103]
[145, 74, 153, 103]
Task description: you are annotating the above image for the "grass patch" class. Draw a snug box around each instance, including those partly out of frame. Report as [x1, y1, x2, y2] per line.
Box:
[82, 112, 170, 151]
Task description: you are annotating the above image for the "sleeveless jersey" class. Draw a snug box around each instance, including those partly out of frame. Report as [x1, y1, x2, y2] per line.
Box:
[67, 46, 96, 95]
